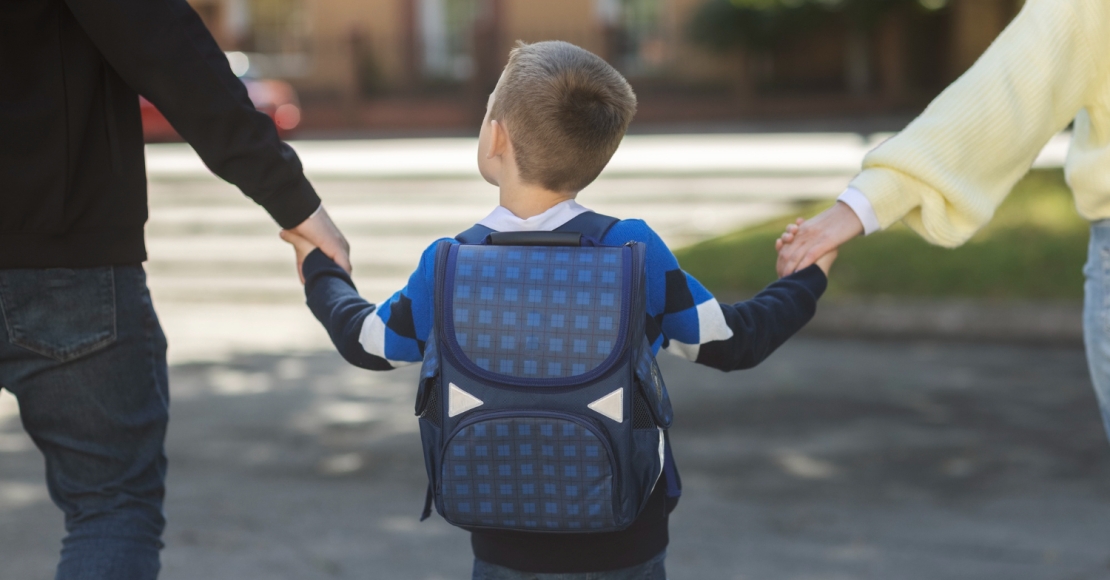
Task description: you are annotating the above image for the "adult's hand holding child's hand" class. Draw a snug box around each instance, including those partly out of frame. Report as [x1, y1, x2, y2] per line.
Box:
[290, 205, 351, 274]
[774, 202, 862, 277]
[279, 229, 319, 285]
[776, 217, 838, 277]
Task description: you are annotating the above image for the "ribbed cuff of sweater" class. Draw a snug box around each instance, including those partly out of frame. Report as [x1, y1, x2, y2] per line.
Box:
[848, 168, 971, 249]
[848, 168, 923, 230]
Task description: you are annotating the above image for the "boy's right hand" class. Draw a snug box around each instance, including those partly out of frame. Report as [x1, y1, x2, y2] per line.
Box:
[279, 230, 319, 284]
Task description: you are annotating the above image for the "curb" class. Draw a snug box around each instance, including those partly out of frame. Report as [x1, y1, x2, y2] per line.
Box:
[800, 298, 1084, 346]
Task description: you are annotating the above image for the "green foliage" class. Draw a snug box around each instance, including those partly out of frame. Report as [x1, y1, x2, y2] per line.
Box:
[676, 170, 1089, 301]
[689, 0, 944, 52]
[689, 0, 814, 52]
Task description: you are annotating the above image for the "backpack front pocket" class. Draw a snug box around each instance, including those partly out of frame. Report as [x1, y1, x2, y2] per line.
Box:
[440, 412, 617, 532]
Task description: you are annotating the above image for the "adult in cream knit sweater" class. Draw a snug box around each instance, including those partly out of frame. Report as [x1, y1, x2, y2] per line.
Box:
[775, 0, 1110, 440]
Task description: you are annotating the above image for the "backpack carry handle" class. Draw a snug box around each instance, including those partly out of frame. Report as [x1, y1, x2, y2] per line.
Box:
[487, 231, 584, 246]
[455, 212, 620, 245]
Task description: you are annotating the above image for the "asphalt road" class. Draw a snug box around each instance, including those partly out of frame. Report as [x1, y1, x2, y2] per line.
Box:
[3, 338, 1108, 580]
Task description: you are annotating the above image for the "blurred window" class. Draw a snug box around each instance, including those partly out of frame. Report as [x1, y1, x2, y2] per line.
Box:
[598, 0, 665, 77]
[249, 0, 309, 54]
[421, 0, 480, 81]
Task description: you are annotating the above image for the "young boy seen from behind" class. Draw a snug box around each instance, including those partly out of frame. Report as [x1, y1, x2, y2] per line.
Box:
[282, 40, 834, 579]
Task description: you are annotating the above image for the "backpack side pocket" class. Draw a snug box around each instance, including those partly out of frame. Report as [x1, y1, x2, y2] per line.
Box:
[634, 342, 673, 429]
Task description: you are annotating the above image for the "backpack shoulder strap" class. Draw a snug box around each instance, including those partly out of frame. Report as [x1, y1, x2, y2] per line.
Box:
[455, 224, 495, 244]
[554, 211, 620, 242]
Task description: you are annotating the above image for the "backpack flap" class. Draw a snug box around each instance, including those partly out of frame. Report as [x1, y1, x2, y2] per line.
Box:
[440, 242, 633, 388]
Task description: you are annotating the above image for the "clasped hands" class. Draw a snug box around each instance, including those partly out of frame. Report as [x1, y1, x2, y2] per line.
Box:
[280, 205, 347, 284]
[774, 201, 865, 278]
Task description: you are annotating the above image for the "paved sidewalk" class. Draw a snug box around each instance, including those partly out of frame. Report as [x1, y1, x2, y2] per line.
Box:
[2, 339, 1108, 579]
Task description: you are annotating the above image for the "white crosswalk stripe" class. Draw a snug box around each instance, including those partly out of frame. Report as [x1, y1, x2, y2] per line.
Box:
[146, 135, 932, 362]
[147, 173, 819, 362]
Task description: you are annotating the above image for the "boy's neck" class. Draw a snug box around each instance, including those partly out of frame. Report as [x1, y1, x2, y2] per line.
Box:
[498, 180, 577, 220]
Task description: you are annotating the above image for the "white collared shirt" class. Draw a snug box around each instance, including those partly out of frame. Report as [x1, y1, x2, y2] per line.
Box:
[477, 199, 591, 233]
[837, 187, 880, 235]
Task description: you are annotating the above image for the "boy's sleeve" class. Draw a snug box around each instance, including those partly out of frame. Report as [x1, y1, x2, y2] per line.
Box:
[302, 241, 445, 370]
[682, 267, 826, 371]
[623, 220, 827, 372]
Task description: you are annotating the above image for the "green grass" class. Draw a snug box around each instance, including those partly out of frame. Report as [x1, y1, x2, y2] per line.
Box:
[675, 169, 1089, 301]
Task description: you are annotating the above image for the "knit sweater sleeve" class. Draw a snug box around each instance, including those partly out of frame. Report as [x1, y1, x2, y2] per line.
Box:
[850, 0, 1108, 247]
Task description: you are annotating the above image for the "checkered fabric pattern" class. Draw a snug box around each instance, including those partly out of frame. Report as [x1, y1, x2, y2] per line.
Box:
[450, 246, 624, 379]
[441, 417, 615, 530]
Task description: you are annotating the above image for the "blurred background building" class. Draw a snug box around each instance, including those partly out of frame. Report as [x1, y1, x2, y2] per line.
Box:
[183, 0, 1021, 134]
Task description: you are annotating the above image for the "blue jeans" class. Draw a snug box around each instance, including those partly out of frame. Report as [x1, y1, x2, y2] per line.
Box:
[0, 266, 168, 580]
[472, 550, 666, 580]
[1085, 222, 1110, 441]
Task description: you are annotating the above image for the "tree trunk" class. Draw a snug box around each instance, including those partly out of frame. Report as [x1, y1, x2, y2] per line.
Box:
[731, 48, 754, 99]
[845, 21, 871, 97]
[877, 7, 908, 105]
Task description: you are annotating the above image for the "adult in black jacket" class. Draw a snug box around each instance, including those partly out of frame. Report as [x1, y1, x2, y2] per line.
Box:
[0, 0, 349, 577]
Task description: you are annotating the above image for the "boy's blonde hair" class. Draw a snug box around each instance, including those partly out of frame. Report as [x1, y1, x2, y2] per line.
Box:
[491, 41, 637, 193]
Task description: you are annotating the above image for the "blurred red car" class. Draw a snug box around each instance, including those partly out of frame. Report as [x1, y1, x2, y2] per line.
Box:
[141, 67, 302, 142]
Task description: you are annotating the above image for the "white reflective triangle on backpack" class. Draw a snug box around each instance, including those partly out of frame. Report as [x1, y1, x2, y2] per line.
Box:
[588, 388, 623, 423]
[448, 383, 484, 417]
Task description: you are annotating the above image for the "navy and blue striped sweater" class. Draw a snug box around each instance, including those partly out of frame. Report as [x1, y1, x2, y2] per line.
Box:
[301, 216, 826, 573]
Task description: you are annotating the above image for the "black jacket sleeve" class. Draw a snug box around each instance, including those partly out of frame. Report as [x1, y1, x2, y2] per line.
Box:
[64, 0, 320, 228]
[695, 265, 827, 372]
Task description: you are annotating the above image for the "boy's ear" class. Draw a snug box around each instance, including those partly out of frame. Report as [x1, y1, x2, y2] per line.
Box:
[489, 119, 508, 158]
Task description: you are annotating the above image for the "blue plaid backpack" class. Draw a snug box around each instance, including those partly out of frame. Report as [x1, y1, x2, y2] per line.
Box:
[415, 212, 675, 533]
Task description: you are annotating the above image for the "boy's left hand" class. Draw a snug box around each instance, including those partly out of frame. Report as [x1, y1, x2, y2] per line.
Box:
[280, 230, 319, 284]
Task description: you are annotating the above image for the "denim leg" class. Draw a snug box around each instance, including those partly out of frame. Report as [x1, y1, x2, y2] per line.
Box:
[1083, 223, 1110, 444]
[0, 266, 169, 580]
[472, 550, 666, 580]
